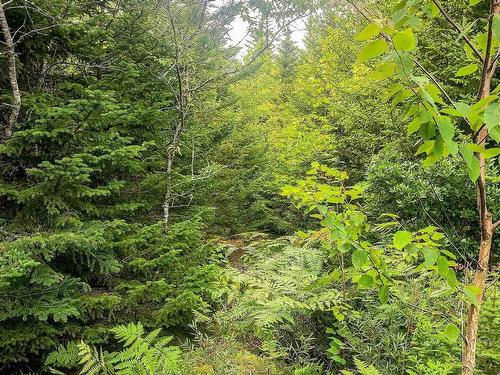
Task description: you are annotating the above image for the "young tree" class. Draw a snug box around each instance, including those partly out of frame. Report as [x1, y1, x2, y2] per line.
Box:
[349, 0, 499, 373]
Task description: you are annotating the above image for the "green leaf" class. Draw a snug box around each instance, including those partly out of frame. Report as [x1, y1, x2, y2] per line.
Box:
[484, 147, 500, 158]
[393, 28, 417, 51]
[437, 117, 458, 155]
[464, 284, 481, 307]
[455, 102, 471, 118]
[484, 103, 500, 141]
[446, 269, 459, 288]
[493, 14, 500, 42]
[352, 249, 368, 269]
[437, 255, 449, 278]
[356, 39, 388, 63]
[466, 143, 485, 153]
[471, 95, 497, 112]
[393, 230, 412, 249]
[391, 89, 414, 106]
[357, 274, 374, 288]
[356, 22, 381, 41]
[370, 62, 397, 81]
[407, 117, 422, 136]
[444, 323, 460, 342]
[420, 121, 436, 140]
[456, 63, 478, 77]
[460, 144, 480, 182]
[386, 83, 404, 99]
[469, 0, 481, 5]
[489, 126, 500, 142]
[379, 285, 389, 304]
[423, 2, 439, 17]
[426, 83, 445, 105]
[422, 247, 439, 267]
[416, 140, 435, 155]
[441, 249, 457, 260]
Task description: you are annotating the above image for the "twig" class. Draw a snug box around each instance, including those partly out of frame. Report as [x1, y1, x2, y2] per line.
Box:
[431, 0, 484, 63]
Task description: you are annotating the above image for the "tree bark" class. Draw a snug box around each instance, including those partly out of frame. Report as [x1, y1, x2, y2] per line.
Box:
[0, 0, 21, 141]
[462, 2, 500, 374]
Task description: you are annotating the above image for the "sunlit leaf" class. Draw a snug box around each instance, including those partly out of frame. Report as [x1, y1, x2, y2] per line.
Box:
[460, 144, 480, 182]
[352, 249, 368, 269]
[464, 284, 481, 307]
[484, 103, 500, 141]
[484, 147, 500, 158]
[437, 117, 458, 155]
[356, 22, 381, 41]
[493, 14, 500, 42]
[370, 62, 396, 81]
[393, 28, 417, 51]
[456, 63, 478, 77]
[356, 40, 388, 63]
[444, 323, 460, 342]
[393, 230, 412, 249]
[357, 274, 374, 288]
[379, 285, 389, 304]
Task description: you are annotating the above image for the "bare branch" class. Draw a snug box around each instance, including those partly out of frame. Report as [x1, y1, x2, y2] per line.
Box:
[431, 0, 484, 63]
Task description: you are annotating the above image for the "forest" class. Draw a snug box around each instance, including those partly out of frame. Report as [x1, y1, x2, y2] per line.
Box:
[0, 0, 499, 374]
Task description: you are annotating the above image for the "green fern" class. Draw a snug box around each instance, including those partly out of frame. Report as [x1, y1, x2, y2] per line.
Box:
[341, 359, 381, 375]
[77, 342, 112, 375]
[45, 342, 80, 374]
[222, 237, 344, 361]
[294, 363, 323, 375]
[81, 322, 181, 375]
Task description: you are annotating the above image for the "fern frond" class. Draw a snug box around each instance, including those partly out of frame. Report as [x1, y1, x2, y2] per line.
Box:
[353, 358, 381, 375]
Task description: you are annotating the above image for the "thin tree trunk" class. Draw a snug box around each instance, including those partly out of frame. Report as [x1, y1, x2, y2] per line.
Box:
[162, 0, 199, 229]
[162, 0, 186, 229]
[163, 116, 184, 227]
[0, 0, 21, 141]
[462, 2, 500, 373]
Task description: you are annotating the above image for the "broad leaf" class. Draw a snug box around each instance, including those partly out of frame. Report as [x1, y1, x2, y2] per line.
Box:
[356, 40, 388, 63]
[464, 284, 481, 307]
[484, 103, 500, 141]
[456, 63, 478, 77]
[416, 140, 435, 155]
[356, 22, 381, 41]
[460, 144, 480, 182]
[493, 14, 500, 42]
[437, 255, 449, 278]
[379, 285, 389, 304]
[471, 95, 497, 112]
[444, 323, 460, 342]
[422, 247, 438, 267]
[370, 62, 396, 81]
[352, 249, 368, 269]
[393, 230, 412, 249]
[437, 117, 458, 155]
[484, 147, 500, 158]
[393, 28, 417, 51]
[357, 274, 374, 288]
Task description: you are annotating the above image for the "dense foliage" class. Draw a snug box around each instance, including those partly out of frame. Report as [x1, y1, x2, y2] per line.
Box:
[0, 0, 498, 374]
